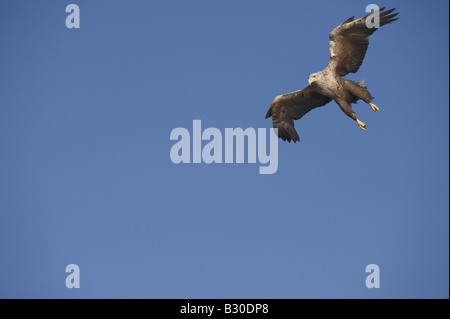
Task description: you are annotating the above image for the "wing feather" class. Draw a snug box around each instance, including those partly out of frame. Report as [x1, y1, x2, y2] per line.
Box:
[265, 86, 331, 142]
[327, 7, 399, 76]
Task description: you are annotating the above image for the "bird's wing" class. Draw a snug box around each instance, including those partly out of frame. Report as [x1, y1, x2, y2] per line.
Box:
[326, 7, 399, 76]
[265, 86, 332, 142]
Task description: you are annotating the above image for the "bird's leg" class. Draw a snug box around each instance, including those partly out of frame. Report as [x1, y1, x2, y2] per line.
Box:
[357, 119, 366, 131]
[336, 101, 367, 131]
[369, 103, 379, 112]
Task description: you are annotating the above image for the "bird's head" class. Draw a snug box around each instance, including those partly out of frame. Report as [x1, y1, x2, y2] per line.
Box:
[308, 73, 319, 85]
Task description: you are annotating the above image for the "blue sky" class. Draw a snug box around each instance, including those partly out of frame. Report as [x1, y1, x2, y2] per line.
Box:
[0, 0, 448, 298]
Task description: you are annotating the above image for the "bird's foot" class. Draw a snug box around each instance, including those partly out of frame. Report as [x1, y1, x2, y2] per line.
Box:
[357, 119, 366, 131]
[370, 103, 379, 112]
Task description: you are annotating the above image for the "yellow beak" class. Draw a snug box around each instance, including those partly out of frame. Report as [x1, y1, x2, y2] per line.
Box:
[308, 76, 313, 85]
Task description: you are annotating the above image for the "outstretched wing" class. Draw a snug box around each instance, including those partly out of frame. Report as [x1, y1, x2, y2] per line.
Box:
[327, 7, 399, 76]
[265, 86, 332, 142]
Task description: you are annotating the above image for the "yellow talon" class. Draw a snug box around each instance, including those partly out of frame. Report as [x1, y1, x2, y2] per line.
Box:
[370, 103, 379, 112]
[357, 119, 366, 131]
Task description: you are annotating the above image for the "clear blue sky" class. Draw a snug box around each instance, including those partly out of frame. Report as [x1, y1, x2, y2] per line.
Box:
[0, 0, 448, 298]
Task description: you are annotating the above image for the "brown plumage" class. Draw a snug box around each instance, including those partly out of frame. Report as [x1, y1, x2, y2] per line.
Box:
[265, 7, 399, 142]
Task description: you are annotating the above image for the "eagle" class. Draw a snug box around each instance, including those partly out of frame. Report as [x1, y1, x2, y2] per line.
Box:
[265, 7, 399, 142]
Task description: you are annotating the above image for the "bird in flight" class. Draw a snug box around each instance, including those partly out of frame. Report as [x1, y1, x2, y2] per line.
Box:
[265, 7, 399, 142]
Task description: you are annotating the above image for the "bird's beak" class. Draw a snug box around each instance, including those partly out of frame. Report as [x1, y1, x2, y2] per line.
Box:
[308, 76, 313, 85]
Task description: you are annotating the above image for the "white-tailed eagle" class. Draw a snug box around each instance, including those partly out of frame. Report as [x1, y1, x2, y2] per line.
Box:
[265, 7, 399, 142]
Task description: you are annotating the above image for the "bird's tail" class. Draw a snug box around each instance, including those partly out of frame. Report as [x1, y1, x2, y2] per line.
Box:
[346, 79, 373, 104]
